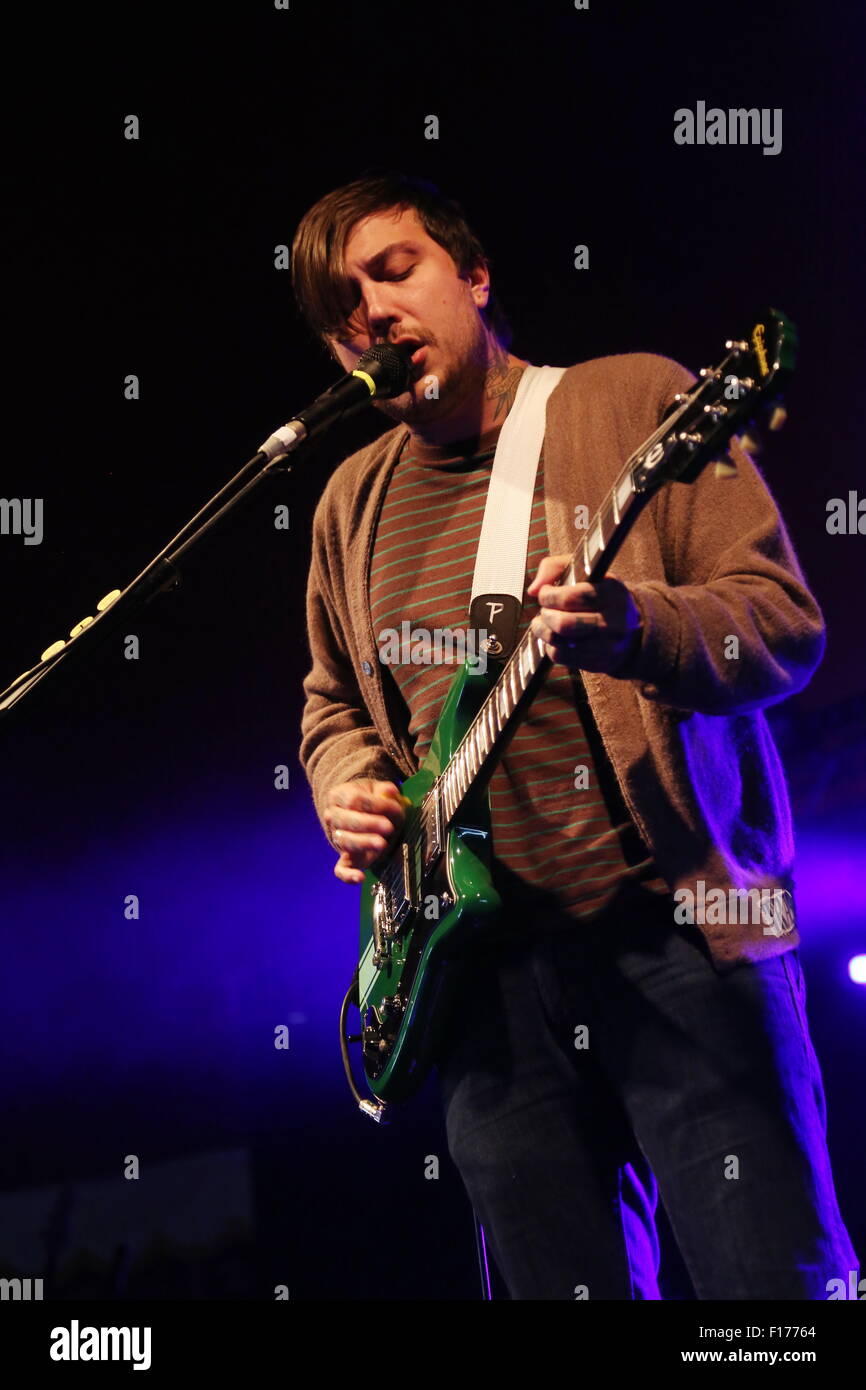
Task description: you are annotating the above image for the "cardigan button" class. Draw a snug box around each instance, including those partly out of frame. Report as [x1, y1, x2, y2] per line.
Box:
[361, 661, 373, 675]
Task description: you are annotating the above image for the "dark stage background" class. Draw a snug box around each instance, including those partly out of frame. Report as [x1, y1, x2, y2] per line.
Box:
[1, 0, 864, 1301]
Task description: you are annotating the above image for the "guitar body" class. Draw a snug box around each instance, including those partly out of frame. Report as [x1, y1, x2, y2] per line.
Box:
[357, 657, 503, 1103]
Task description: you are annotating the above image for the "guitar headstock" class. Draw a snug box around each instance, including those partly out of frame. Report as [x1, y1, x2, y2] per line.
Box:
[632, 306, 798, 493]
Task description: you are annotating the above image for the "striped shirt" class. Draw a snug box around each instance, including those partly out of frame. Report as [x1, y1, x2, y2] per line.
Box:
[370, 422, 668, 922]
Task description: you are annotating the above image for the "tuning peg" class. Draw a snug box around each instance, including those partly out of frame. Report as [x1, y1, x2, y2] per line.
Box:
[736, 431, 762, 455]
[676, 431, 704, 451]
[41, 639, 67, 661]
[768, 405, 788, 431]
[69, 615, 95, 638]
[714, 459, 738, 479]
[97, 589, 122, 611]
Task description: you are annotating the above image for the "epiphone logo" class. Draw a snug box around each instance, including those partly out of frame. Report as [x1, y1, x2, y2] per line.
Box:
[751, 322, 769, 377]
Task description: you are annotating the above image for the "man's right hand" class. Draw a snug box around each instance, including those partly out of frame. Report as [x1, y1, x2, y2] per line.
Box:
[323, 778, 410, 885]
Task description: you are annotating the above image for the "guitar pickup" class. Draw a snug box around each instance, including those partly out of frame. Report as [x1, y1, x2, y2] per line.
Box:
[421, 792, 443, 875]
[391, 841, 414, 931]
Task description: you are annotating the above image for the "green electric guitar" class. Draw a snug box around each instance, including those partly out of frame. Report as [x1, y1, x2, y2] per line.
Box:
[340, 308, 797, 1119]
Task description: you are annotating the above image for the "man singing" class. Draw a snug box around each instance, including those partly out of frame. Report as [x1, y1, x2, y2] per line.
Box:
[292, 168, 858, 1299]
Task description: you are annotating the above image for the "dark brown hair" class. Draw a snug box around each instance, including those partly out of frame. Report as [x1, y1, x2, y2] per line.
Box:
[290, 168, 513, 349]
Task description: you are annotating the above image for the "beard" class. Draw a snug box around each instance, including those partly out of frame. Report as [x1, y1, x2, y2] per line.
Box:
[372, 327, 490, 430]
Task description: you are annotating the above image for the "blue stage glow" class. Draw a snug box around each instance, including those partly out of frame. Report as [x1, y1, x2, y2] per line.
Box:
[3, 801, 862, 1105]
[791, 827, 866, 933]
[0, 796, 364, 1093]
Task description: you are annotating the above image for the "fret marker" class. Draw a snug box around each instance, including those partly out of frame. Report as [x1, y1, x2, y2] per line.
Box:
[616, 472, 633, 515]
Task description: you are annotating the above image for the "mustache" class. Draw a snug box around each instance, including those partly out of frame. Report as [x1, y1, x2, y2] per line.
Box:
[372, 333, 435, 349]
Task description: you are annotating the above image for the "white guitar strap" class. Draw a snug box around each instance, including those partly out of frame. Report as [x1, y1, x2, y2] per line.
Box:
[469, 363, 567, 659]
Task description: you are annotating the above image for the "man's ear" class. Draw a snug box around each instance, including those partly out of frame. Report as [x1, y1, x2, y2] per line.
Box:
[464, 257, 491, 309]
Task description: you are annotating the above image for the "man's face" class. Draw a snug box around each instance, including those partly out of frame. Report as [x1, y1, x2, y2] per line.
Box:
[325, 206, 493, 427]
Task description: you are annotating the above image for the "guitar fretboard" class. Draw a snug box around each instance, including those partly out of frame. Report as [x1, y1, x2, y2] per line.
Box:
[436, 449, 642, 825]
[428, 385, 698, 829]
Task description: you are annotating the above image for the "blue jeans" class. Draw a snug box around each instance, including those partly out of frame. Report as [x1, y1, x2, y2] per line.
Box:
[434, 883, 859, 1300]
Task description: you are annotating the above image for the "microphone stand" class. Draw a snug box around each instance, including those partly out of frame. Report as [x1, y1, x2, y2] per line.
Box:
[0, 341, 412, 716]
[0, 442, 293, 716]
[0, 341, 413, 717]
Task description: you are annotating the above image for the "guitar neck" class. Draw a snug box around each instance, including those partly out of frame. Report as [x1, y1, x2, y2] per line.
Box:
[434, 395, 691, 828]
[417, 302, 797, 859]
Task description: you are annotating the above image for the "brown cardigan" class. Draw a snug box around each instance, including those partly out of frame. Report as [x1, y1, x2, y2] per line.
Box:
[299, 352, 825, 968]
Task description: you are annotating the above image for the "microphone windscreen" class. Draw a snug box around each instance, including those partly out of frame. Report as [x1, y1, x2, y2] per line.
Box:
[357, 342, 413, 398]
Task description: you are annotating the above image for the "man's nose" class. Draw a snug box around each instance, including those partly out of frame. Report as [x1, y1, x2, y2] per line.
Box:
[359, 287, 401, 342]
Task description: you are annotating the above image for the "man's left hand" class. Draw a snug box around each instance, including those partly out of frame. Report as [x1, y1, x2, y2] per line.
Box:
[527, 553, 642, 676]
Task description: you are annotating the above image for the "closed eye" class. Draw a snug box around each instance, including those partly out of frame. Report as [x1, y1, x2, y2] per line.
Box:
[335, 265, 415, 339]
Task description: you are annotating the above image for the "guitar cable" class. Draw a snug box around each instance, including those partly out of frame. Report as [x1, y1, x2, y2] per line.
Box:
[339, 966, 391, 1121]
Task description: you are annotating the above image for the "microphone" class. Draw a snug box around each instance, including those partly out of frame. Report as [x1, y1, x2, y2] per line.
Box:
[258, 341, 413, 461]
